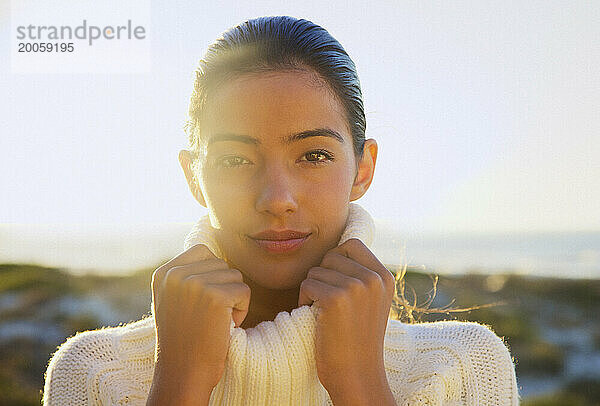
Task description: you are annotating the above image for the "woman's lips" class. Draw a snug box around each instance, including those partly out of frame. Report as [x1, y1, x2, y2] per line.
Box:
[249, 230, 311, 253]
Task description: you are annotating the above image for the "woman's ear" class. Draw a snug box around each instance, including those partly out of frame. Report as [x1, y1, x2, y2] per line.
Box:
[179, 150, 207, 207]
[350, 139, 378, 201]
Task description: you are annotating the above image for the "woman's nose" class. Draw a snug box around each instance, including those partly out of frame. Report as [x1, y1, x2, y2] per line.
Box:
[255, 165, 298, 218]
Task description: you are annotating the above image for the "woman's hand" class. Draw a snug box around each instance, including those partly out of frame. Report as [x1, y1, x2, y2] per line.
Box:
[298, 238, 396, 406]
[147, 244, 251, 406]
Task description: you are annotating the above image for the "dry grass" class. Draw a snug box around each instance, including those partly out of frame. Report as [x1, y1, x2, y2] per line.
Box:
[388, 264, 507, 324]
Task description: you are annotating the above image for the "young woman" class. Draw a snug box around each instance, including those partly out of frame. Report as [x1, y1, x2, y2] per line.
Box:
[43, 16, 519, 405]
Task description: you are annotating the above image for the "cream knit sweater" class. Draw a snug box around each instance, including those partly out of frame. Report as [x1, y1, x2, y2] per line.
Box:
[43, 204, 519, 405]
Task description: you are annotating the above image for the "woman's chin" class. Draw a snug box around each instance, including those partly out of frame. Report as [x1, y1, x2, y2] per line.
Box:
[246, 269, 307, 291]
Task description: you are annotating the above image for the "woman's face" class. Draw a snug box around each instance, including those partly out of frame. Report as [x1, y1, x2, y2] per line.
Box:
[182, 69, 376, 290]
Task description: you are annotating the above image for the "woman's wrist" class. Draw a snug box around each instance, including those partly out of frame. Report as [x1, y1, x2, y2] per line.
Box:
[147, 388, 211, 406]
[146, 361, 214, 406]
[327, 366, 395, 406]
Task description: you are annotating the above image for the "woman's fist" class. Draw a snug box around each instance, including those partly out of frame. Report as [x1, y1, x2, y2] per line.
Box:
[298, 238, 395, 404]
[148, 244, 251, 405]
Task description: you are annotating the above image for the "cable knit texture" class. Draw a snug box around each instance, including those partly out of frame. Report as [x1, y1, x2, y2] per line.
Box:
[43, 204, 519, 405]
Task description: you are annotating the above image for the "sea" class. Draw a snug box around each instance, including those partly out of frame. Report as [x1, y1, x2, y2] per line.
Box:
[1, 222, 598, 279]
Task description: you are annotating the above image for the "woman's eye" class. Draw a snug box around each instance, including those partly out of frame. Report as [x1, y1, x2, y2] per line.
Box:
[216, 156, 251, 168]
[300, 150, 334, 164]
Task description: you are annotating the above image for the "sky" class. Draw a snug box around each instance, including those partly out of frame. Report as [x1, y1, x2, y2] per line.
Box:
[1, 0, 599, 234]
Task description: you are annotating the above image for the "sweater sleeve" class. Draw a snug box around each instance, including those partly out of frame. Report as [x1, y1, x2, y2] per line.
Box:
[43, 327, 152, 406]
[460, 322, 520, 405]
[385, 320, 520, 405]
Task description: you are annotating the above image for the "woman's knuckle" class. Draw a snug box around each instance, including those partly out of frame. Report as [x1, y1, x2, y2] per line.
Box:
[349, 238, 364, 247]
[202, 285, 222, 303]
[152, 267, 166, 284]
[164, 266, 185, 286]
[343, 238, 365, 251]
[187, 243, 213, 259]
[363, 271, 383, 290]
[320, 253, 335, 268]
[328, 289, 349, 308]
[300, 278, 317, 293]
[230, 269, 244, 282]
[345, 277, 364, 294]
[241, 284, 251, 298]
[382, 270, 395, 288]
[184, 276, 202, 292]
[307, 267, 321, 279]
[209, 258, 227, 268]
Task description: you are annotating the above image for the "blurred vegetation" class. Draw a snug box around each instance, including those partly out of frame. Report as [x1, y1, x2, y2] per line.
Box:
[0, 263, 598, 405]
[520, 379, 600, 405]
[0, 263, 155, 406]
[392, 269, 600, 405]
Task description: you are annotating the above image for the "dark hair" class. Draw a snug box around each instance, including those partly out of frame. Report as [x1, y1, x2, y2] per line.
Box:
[184, 16, 366, 158]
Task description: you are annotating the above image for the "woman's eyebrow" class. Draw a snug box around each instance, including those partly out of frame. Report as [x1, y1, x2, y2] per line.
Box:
[285, 128, 345, 144]
[207, 128, 345, 146]
[207, 133, 260, 145]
